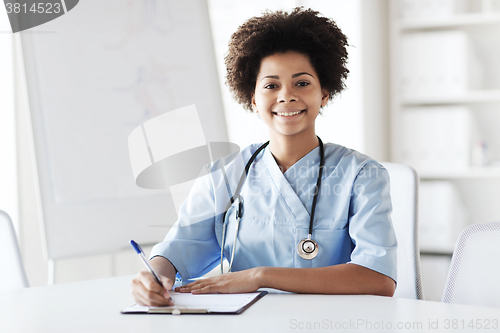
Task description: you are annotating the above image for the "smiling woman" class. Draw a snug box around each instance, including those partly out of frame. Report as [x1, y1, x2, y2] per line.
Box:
[131, 7, 397, 307]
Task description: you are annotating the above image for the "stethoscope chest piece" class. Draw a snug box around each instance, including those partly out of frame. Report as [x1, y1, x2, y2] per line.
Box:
[297, 238, 319, 260]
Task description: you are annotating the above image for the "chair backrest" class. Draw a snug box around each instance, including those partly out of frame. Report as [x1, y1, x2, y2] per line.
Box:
[0, 210, 29, 291]
[380, 162, 424, 300]
[442, 221, 500, 308]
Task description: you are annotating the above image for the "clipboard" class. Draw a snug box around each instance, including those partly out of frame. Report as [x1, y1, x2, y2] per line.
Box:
[121, 291, 267, 315]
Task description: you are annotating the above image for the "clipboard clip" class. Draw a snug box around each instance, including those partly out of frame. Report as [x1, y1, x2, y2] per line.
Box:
[147, 307, 208, 314]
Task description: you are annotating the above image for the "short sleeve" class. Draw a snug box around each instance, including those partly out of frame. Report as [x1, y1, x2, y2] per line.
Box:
[347, 162, 397, 282]
[149, 166, 221, 281]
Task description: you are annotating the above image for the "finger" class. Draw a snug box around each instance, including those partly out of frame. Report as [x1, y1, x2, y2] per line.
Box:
[138, 271, 165, 293]
[133, 287, 167, 307]
[134, 284, 173, 306]
[175, 280, 203, 292]
[131, 277, 170, 306]
[135, 291, 173, 307]
[176, 285, 195, 293]
[131, 276, 173, 306]
[139, 271, 175, 301]
[191, 285, 216, 294]
[160, 276, 174, 290]
[159, 276, 174, 298]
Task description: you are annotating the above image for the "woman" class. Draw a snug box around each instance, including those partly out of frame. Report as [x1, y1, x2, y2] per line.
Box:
[131, 7, 397, 307]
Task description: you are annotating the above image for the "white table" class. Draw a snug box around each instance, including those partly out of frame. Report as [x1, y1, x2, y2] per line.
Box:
[1, 276, 499, 332]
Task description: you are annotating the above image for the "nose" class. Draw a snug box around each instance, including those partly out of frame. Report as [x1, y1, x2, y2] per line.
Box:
[278, 86, 297, 103]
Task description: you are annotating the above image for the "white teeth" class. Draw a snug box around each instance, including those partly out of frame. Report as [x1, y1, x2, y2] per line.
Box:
[276, 110, 302, 116]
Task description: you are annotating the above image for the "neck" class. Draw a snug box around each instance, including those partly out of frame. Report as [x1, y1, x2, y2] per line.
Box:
[268, 132, 319, 173]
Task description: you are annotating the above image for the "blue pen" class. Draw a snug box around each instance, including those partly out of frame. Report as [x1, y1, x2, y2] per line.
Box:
[130, 240, 173, 303]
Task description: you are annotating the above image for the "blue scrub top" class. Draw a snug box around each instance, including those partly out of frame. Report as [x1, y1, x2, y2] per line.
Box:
[150, 143, 397, 283]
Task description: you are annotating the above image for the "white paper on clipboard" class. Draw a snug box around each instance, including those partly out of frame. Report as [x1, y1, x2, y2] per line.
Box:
[121, 291, 267, 314]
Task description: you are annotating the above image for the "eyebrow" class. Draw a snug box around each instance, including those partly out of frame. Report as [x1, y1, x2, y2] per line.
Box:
[260, 72, 314, 81]
[292, 72, 314, 78]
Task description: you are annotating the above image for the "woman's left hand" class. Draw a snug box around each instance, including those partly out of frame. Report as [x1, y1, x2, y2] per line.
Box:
[175, 267, 264, 294]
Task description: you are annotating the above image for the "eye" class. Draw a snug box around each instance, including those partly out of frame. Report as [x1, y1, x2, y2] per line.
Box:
[264, 83, 277, 89]
[296, 81, 310, 87]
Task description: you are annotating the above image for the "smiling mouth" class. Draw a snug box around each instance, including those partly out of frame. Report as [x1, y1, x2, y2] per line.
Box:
[272, 109, 305, 117]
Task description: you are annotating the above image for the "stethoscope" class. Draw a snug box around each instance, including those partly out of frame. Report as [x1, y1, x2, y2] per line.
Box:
[220, 136, 325, 273]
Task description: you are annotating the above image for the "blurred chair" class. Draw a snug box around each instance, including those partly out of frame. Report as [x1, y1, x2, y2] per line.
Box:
[442, 221, 500, 308]
[0, 210, 29, 291]
[381, 162, 424, 299]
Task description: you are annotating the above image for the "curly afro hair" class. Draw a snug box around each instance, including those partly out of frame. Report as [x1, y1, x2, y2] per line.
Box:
[225, 7, 349, 112]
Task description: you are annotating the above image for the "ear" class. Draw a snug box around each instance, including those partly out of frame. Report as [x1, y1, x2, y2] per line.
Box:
[321, 89, 329, 107]
[251, 94, 258, 112]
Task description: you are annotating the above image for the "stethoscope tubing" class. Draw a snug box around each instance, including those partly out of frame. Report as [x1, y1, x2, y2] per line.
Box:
[220, 137, 324, 273]
[308, 138, 324, 237]
[220, 141, 269, 274]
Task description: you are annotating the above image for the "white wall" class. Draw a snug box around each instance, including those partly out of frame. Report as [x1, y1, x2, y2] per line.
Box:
[302, 0, 366, 153]
[361, 0, 390, 161]
[0, 4, 19, 234]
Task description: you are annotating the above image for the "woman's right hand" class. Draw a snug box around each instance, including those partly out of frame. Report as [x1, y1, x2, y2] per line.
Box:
[131, 270, 174, 306]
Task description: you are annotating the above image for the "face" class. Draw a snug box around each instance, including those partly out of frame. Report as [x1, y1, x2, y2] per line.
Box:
[252, 51, 328, 140]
